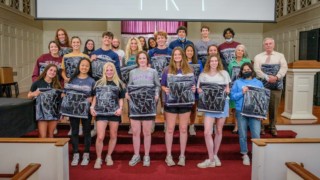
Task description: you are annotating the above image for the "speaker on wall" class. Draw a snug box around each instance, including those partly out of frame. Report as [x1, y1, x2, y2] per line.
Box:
[306, 28, 320, 60]
[298, 28, 320, 106]
[299, 31, 308, 60]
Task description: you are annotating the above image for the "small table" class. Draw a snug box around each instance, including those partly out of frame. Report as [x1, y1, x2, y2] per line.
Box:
[0, 82, 19, 97]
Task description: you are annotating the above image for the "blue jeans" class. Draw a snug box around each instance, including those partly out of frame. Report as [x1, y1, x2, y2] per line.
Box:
[236, 111, 261, 154]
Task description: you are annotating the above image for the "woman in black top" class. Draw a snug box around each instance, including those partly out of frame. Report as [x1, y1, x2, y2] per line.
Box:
[28, 64, 62, 138]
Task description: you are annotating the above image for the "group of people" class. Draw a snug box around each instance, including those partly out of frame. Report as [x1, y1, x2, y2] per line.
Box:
[28, 25, 288, 169]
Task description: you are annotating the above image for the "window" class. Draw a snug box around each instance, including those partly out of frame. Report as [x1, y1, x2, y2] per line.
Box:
[121, 21, 187, 35]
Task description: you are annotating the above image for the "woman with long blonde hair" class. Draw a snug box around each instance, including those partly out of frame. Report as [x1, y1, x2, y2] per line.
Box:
[123, 37, 143, 67]
[161, 47, 196, 167]
[90, 62, 125, 169]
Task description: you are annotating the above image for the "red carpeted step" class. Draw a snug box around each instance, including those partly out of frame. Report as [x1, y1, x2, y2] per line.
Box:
[23, 128, 297, 145]
[69, 160, 251, 180]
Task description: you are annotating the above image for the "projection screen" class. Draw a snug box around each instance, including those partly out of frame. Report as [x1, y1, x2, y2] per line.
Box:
[35, 0, 276, 22]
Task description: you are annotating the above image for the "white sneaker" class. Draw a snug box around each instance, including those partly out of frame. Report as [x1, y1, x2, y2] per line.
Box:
[165, 155, 175, 166]
[189, 124, 196, 136]
[213, 155, 221, 166]
[129, 155, 141, 166]
[143, 156, 150, 167]
[68, 128, 72, 136]
[105, 155, 113, 166]
[197, 159, 215, 168]
[79, 126, 83, 136]
[177, 155, 186, 166]
[53, 128, 58, 135]
[71, 153, 79, 166]
[81, 153, 90, 166]
[94, 158, 102, 169]
[128, 126, 133, 134]
[242, 154, 250, 166]
[91, 129, 97, 137]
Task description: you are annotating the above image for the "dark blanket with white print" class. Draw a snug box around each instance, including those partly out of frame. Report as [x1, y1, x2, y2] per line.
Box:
[127, 84, 156, 117]
[94, 85, 119, 116]
[241, 86, 270, 119]
[64, 56, 83, 78]
[92, 57, 116, 79]
[121, 65, 137, 84]
[261, 64, 283, 90]
[60, 90, 90, 119]
[150, 56, 171, 79]
[231, 66, 240, 87]
[189, 64, 201, 82]
[198, 82, 227, 113]
[35, 88, 62, 121]
[166, 74, 195, 107]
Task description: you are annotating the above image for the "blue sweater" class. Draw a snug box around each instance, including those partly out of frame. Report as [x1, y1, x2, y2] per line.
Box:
[92, 48, 121, 78]
[169, 39, 194, 50]
[230, 78, 264, 111]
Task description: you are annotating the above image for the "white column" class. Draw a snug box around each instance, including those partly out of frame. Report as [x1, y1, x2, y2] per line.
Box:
[19, 0, 23, 12]
[30, 0, 35, 16]
[281, 68, 319, 120]
[283, 0, 288, 16]
[296, 0, 301, 11]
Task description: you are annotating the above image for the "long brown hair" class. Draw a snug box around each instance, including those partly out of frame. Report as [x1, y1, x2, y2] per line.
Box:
[168, 47, 193, 74]
[203, 55, 224, 73]
[55, 28, 70, 47]
[37, 64, 62, 89]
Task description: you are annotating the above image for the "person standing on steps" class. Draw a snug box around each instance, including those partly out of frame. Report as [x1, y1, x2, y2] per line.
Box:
[197, 55, 230, 168]
[91, 62, 125, 169]
[126, 51, 160, 167]
[231, 62, 264, 166]
[254, 37, 288, 136]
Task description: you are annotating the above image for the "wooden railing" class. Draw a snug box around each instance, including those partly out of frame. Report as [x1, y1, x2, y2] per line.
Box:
[276, 0, 320, 19]
[0, 163, 19, 178]
[252, 138, 320, 146]
[286, 162, 320, 180]
[12, 163, 41, 180]
[0, 0, 34, 16]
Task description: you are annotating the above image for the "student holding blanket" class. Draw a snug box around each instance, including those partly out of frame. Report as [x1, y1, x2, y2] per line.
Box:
[61, 36, 90, 136]
[184, 44, 203, 136]
[126, 51, 160, 167]
[254, 37, 288, 136]
[230, 62, 264, 166]
[28, 64, 62, 138]
[197, 54, 230, 168]
[161, 47, 196, 167]
[228, 44, 252, 134]
[62, 58, 95, 166]
[90, 62, 125, 169]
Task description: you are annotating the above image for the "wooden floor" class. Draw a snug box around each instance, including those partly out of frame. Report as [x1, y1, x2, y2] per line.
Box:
[17, 92, 320, 125]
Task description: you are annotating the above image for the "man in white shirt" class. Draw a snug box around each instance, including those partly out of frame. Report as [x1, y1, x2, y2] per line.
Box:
[254, 37, 288, 136]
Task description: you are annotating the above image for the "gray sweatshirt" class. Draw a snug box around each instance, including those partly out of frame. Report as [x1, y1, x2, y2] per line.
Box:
[127, 68, 161, 96]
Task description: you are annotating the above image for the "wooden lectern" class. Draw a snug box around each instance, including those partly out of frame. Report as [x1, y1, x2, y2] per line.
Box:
[281, 60, 320, 121]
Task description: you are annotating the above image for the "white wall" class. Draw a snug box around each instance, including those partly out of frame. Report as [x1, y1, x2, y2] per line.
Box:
[0, 4, 43, 92]
[263, 3, 320, 63]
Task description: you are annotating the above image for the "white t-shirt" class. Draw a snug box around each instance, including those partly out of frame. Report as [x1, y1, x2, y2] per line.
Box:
[197, 70, 231, 88]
